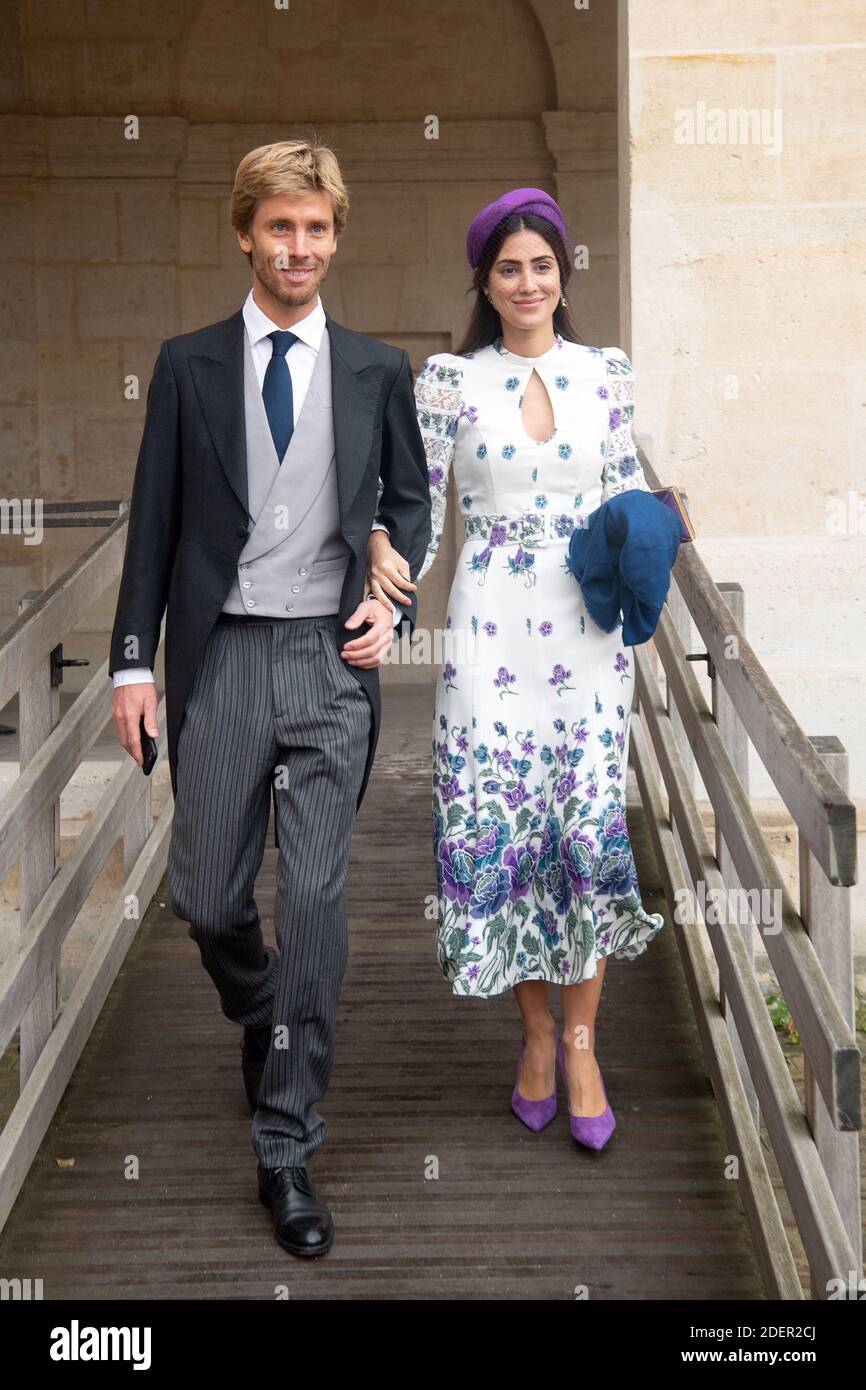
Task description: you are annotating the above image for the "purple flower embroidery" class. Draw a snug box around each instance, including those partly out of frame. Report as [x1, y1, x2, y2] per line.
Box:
[548, 663, 575, 696]
[493, 666, 518, 698]
[539, 620, 553, 636]
[561, 829, 595, 894]
[555, 767, 577, 803]
[469, 864, 512, 919]
[439, 838, 475, 905]
[506, 546, 536, 586]
[442, 661, 458, 691]
[483, 621, 497, 636]
[503, 778, 531, 810]
[438, 773, 464, 804]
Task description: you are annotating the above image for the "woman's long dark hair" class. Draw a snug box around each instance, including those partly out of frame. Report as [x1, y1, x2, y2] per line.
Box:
[454, 211, 583, 356]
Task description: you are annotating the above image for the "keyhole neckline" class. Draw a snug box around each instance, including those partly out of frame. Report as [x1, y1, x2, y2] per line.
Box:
[518, 367, 557, 446]
[492, 331, 564, 366]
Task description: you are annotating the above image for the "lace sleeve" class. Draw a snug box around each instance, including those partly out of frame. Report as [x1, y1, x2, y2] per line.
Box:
[414, 355, 462, 582]
[600, 348, 650, 502]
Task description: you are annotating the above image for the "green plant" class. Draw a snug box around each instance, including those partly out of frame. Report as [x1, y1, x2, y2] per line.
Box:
[765, 991, 800, 1046]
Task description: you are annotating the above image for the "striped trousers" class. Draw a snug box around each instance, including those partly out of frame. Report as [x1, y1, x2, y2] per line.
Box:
[167, 613, 372, 1167]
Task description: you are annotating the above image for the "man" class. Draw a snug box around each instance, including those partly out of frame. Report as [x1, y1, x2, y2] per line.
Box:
[109, 139, 431, 1258]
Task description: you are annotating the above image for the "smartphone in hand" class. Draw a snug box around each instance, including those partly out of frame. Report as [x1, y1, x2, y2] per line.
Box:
[139, 714, 159, 776]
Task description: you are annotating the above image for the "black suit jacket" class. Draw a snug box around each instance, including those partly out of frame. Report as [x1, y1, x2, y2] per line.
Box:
[108, 305, 432, 810]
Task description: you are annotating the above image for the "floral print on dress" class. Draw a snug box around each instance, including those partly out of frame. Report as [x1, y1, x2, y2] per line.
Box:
[413, 336, 663, 997]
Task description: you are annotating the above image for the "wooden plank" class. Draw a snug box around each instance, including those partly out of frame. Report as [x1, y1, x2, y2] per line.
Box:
[17, 592, 60, 1089]
[713, 582, 760, 1130]
[800, 736, 862, 1273]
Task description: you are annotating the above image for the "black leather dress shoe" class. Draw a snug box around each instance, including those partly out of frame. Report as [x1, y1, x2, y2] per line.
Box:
[257, 1164, 334, 1257]
[241, 1024, 272, 1113]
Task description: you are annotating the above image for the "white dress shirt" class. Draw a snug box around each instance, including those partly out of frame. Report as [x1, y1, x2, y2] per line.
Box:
[113, 290, 401, 687]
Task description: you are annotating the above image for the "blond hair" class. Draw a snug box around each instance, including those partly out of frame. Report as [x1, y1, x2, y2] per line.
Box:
[230, 138, 349, 261]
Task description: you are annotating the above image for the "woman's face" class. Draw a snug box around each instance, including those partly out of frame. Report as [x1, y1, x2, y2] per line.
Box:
[485, 228, 562, 335]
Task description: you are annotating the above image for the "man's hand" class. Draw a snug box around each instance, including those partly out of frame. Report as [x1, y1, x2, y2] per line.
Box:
[367, 530, 416, 608]
[112, 681, 158, 767]
[341, 597, 395, 669]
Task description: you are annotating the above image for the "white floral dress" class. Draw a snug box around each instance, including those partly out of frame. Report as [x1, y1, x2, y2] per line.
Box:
[414, 332, 665, 998]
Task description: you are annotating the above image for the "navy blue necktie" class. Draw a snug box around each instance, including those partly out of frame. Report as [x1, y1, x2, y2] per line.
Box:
[262, 329, 298, 462]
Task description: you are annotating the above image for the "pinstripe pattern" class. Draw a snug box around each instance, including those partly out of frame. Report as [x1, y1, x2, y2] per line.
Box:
[167, 614, 371, 1167]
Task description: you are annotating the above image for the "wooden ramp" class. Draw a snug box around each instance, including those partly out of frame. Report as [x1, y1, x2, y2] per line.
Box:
[0, 711, 764, 1299]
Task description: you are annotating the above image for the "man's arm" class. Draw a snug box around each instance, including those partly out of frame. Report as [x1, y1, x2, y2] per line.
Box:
[110, 339, 181, 765]
[109, 339, 182, 679]
[375, 351, 432, 639]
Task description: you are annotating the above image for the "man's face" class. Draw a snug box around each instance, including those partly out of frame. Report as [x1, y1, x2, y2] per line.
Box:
[237, 190, 337, 316]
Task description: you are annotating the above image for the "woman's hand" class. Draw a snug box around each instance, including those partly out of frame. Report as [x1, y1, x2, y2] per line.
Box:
[366, 529, 417, 609]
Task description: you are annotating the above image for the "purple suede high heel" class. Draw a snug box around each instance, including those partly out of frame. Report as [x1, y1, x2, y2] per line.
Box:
[557, 1038, 616, 1150]
[511, 1024, 559, 1131]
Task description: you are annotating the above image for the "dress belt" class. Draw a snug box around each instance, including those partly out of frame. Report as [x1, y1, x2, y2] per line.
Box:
[463, 509, 585, 548]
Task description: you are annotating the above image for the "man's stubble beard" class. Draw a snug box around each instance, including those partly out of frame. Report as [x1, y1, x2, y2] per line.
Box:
[253, 243, 329, 309]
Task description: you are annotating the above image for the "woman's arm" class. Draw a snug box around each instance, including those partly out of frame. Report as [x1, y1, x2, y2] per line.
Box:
[367, 353, 462, 606]
[600, 348, 651, 502]
[371, 350, 432, 638]
[412, 355, 462, 581]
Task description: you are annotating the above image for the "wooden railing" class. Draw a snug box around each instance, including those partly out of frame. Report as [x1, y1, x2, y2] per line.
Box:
[0, 503, 172, 1232]
[631, 438, 861, 1299]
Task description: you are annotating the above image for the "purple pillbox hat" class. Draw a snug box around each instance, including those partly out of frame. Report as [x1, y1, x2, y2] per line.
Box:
[466, 187, 569, 269]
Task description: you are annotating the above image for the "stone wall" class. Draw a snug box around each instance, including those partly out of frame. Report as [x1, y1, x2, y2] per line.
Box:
[620, 0, 866, 805]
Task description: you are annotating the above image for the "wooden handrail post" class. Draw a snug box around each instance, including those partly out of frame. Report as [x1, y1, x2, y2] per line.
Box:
[799, 736, 862, 1277]
[17, 590, 61, 1086]
[712, 583, 759, 1129]
[666, 515, 692, 878]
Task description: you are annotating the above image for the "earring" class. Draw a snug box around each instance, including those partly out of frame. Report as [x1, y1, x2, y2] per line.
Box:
[561, 294, 568, 306]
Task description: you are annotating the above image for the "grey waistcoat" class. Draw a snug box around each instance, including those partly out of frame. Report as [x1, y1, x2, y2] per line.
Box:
[221, 323, 352, 617]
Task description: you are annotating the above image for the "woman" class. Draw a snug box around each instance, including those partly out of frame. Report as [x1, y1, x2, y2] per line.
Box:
[367, 188, 665, 1150]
